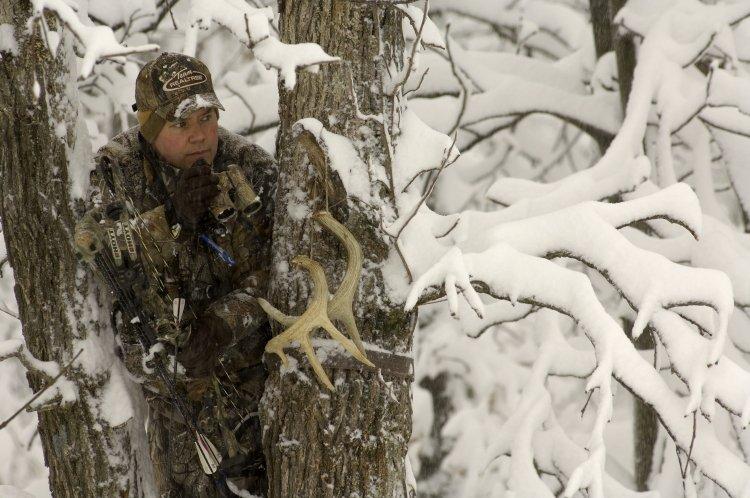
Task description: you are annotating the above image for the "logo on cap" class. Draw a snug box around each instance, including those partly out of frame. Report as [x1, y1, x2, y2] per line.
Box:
[162, 67, 208, 92]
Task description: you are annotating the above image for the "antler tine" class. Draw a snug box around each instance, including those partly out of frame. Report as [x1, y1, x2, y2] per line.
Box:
[257, 298, 296, 327]
[264, 255, 374, 391]
[312, 211, 368, 357]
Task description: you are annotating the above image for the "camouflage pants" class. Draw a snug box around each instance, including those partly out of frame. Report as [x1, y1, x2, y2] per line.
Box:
[116, 322, 269, 496]
[149, 406, 220, 498]
[146, 380, 266, 498]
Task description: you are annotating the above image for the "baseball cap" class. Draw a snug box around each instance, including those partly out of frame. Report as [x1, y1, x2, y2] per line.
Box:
[134, 52, 225, 142]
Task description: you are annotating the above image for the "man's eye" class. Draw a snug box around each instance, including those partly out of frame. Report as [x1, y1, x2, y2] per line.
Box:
[172, 121, 186, 128]
[200, 113, 212, 123]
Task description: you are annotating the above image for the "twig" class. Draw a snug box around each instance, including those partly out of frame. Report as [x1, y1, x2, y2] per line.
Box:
[394, 135, 458, 241]
[226, 87, 257, 131]
[26, 428, 39, 451]
[580, 389, 595, 418]
[444, 25, 470, 137]
[345, 63, 383, 123]
[143, 0, 182, 32]
[118, 10, 152, 44]
[460, 116, 523, 153]
[684, 410, 698, 478]
[532, 128, 584, 181]
[244, 13, 263, 49]
[388, 0, 429, 98]
[403, 67, 429, 97]
[236, 121, 279, 137]
[0, 302, 19, 320]
[0, 349, 83, 432]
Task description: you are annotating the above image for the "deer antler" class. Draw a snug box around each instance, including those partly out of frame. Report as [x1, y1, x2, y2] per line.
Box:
[262, 255, 374, 390]
[313, 211, 367, 353]
[258, 212, 368, 353]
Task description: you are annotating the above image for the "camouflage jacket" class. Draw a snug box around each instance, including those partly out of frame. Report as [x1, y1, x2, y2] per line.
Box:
[81, 126, 276, 394]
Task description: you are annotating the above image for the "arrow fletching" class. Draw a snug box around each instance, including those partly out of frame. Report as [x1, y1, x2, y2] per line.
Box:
[195, 431, 222, 475]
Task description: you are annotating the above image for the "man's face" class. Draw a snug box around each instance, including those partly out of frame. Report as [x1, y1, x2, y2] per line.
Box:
[153, 107, 219, 169]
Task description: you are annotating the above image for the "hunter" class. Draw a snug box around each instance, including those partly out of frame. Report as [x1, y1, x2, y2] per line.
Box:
[76, 52, 276, 497]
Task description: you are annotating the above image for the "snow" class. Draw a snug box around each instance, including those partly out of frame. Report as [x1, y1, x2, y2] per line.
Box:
[461, 74, 622, 137]
[219, 72, 278, 134]
[183, 0, 339, 90]
[183, 0, 273, 57]
[252, 36, 339, 90]
[0, 486, 36, 498]
[294, 118, 372, 204]
[6, 0, 750, 495]
[30, 0, 158, 78]
[521, 0, 591, 52]
[398, 4, 446, 51]
[394, 1, 750, 493]
[226, 481, 261, 498]
[0, 339, 67, 379]
[0, 23, 18, 56]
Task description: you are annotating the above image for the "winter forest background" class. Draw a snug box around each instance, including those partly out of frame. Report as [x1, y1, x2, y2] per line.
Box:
[3, 0, 750, 496]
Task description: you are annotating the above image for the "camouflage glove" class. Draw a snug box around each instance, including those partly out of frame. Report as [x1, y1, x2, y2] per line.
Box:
[177, 312, 233, 378]
[74, 225, 104, 262]
[168, 160, 219, 230]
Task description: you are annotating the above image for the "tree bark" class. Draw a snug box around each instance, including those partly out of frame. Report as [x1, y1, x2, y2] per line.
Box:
[607, 0, 656, 487]
[413, 372, 452, 497]
[260, 1, 414, 497]
[0, 3, 153, 497]
[608, 0, 637, 114]
[589, 0, 613, 60]
[625, 317, 658, 491]
[590, 2, 656, 489]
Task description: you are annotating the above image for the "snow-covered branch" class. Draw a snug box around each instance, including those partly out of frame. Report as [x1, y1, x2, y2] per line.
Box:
[30, 0, 158, 78]
[405, 237, 749, 495]
[0, 339, 79, 416]
[183, 0, 339, 89]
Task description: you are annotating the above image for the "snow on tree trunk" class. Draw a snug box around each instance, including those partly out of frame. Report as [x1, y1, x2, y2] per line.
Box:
[260, 1, 414, 496]
[0, 2, 153, 497]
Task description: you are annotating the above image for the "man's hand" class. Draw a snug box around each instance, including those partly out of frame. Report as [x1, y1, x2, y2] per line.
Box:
[74, 227, 104, 262]
[177, 312, 233, 378]
[170, 160, 219, 229]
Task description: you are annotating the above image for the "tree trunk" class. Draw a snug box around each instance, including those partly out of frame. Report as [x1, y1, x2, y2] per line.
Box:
[589, 0, 613, 60]
[260, 1, 414, 497]
[607, 0, 656, 486]
[590, 2, 655, 489]
[413, 372, 452, 497]
[608, 0, 637, 113]
[0, 3, 153, 497]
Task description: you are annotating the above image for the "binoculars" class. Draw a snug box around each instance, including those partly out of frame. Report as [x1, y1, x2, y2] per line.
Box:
[205, 162, 262, 226]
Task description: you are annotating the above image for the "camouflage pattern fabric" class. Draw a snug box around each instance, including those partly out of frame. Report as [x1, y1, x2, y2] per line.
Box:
[134, 52, 225, 142]
[81, 126, 276, 497]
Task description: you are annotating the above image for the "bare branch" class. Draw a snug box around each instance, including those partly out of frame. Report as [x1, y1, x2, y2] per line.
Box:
[394, 135, 459, 240]
[0, 302, 19, 320]
[387, 0, 429, 98]
[0, 349, 83, 432]
[143, 0, 182, 32]
[444, 26, 469, 137]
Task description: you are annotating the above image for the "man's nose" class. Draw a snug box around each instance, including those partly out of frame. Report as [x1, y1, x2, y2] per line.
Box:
[188, 124, 206, 143]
